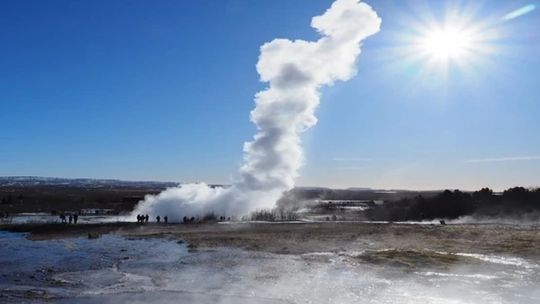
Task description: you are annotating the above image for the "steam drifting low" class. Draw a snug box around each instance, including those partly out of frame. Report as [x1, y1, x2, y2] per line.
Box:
[132, 0, 381, 219]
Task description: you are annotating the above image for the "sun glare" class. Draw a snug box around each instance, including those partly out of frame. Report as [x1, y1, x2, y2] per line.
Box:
[404, 17, 496, 75]
[421, 27, 472, 60]
[398, 6, 503, 75]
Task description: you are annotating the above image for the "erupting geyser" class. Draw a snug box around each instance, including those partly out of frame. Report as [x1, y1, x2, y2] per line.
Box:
[132, 0, 381, 219]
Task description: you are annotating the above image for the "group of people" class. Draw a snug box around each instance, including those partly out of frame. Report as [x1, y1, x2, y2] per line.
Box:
[59, 213, 78, 224]
[137, 215, 231, 224]
[136, 214, 168, 224]
[156, 215, 168, 223]
[183, 216, 196, 223]
[136, 214, 149, 223]
[181, 216, 231, 223]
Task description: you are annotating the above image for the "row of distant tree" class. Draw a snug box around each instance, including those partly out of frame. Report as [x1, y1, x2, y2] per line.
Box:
[366, 187, 540, 221]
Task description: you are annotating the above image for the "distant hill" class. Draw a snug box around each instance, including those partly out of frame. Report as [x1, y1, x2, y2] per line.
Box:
[0, 176, 179, 189]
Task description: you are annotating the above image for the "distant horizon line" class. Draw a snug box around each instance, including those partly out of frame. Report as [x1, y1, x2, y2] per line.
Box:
[1, 175, 538, 192]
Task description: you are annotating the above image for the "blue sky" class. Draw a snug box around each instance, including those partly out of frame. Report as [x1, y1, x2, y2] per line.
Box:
[1, 0, 539, 190]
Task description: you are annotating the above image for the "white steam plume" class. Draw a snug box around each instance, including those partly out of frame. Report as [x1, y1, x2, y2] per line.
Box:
[132, 0, 381, 220]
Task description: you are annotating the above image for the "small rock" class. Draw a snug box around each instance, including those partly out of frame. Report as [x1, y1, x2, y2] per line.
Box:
[88, 232, 101, 239]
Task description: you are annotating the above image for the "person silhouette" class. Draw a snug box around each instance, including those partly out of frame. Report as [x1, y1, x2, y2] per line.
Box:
[164, 216, 168, 224]
[156, 215, 161, 223]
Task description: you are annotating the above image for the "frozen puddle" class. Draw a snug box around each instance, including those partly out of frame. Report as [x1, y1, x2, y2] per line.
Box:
[1, 231, 540, 303]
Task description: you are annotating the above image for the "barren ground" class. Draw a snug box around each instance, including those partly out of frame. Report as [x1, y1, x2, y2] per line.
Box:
[2, 222, 539, 258]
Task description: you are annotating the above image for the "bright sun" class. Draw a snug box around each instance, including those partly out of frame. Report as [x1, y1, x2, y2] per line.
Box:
[401, 5, 523, 75]
[420, 27, 473, 60]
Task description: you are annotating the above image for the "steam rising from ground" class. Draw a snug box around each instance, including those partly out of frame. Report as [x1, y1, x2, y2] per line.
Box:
[2, 232, 539, 303]
[132, 0, 381, 219]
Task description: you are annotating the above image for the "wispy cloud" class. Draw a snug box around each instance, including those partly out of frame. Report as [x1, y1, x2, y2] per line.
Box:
[336, 166, 365, 171]
[502, 4, 536, 21]
[465, 156, 540, 163]
[332, 157, 372, 162]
